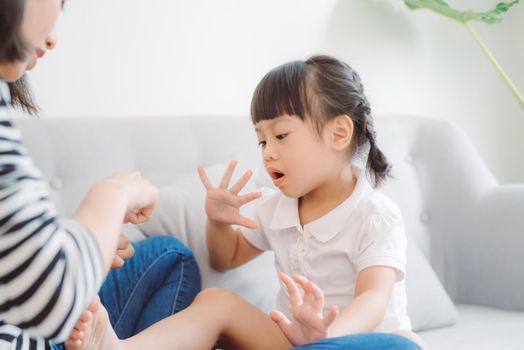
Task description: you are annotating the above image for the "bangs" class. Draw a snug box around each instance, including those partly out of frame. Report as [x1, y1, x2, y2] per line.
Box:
[250, 61, 309, 124]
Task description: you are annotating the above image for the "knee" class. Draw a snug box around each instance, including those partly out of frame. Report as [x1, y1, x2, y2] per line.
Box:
[194, 288, 239, 307]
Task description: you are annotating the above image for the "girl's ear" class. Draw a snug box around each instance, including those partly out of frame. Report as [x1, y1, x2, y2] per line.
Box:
[329, 115, 354, 151]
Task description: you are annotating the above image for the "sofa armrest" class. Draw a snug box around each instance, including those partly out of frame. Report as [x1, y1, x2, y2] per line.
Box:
[454, 184, 524, 310]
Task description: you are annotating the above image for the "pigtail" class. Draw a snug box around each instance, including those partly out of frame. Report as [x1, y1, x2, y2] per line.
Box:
[354, 98, 391, 188]
[351, 81, 391, 187]
[364, 117, 391, 187]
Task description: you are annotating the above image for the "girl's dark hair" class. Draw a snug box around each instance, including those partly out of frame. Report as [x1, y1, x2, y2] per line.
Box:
[0, 0, 39, 115]
[251, 55, 391, 187]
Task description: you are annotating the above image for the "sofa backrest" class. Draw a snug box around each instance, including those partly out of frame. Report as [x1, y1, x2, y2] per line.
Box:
[15, 114, 497, 299]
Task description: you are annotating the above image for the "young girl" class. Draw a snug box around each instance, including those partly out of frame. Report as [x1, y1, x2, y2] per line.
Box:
[67, 56, 426, 350]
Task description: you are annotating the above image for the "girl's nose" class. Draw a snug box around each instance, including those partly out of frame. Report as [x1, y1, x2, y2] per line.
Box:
[263, 143, 278, 162]
[45, 31, 57, 50]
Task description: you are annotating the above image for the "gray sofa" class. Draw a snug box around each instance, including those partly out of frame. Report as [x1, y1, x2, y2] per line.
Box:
[16, 115, 524, 349]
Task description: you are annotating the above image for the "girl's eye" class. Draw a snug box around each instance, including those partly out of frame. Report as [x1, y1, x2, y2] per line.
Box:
[258, 141, 266, 148]
[276, 133, 288, 140]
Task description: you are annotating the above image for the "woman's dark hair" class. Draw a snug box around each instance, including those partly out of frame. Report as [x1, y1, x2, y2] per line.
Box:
[8, 76, 38, 114]
[0, 0, 39, 115]
[251, 55, 391, 188]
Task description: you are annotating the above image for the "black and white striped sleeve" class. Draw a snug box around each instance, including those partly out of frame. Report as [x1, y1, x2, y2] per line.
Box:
[0, 118, 104, 344]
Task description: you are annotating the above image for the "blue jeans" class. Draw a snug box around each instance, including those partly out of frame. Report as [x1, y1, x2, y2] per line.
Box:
[99, 235, 201, 338]
[52, 235, 201, 349]
[291, 333, 422, 350]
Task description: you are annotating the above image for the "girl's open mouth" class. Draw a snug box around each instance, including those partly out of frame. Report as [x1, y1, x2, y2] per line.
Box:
[268, 167, 286, 187]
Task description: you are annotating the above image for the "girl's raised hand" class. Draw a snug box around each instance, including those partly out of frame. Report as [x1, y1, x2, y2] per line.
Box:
[270, 272, 339, 346]
[197, 160, 261, 228]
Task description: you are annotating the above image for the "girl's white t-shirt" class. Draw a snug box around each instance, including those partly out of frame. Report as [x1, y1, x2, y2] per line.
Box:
[240, 167, 412, 332]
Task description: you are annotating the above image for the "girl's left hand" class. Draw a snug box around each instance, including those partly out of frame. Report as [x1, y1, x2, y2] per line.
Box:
[111, 234, 135, 269]
[270, 273, 339, 346]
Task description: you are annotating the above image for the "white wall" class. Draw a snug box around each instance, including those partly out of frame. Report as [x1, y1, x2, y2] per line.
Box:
[27, 0, 524, 183]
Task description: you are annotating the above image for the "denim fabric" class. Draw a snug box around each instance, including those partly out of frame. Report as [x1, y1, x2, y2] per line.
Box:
[100, 236, 201, 338]
[291, 333, 422, 350]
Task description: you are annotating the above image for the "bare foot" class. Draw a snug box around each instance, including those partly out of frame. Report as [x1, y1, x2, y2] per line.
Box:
[65, 296, 122, 350]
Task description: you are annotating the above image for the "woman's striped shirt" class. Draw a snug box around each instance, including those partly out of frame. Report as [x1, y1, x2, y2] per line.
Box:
[0, 80, 104, 349]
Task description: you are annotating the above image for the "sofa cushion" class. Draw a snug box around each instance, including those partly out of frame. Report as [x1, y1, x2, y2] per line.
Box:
[406, 241, 457, 331]
[420, 304, 524, 349]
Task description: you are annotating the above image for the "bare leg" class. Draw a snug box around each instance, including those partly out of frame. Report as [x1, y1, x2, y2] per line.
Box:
[393, 330, 428, 350]
[122, 287, 292, 350]
[67, 288, 291, 350]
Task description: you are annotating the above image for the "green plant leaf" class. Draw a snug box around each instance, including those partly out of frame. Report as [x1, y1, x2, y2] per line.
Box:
[403, 0, 520, 24]
[401, 0, 524, 108]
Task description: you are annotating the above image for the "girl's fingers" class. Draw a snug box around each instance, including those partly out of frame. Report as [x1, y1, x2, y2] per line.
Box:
[236, 216, 258, 229]
[270, 310, 292, 328]
[295, 275, 324, 313]
[304, 285, 316, 308]
[280, 272, 302, 308]
[197, 165, 214, 190]
[219, 160, 238, 189]
[229, 169, 253, 194]
[322, 305, 339, 327]
[239, 191, 262, 205]
[294, 276, 314, 308]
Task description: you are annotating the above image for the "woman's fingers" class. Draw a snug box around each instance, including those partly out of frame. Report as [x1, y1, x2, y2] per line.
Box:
[280, 272, 302, 308]
[197, 165, 214, 190]
[111, 255, 125, 269]
[116, 234, 135, 261]
[230, 169, 253, 194]
[219, 160, 237, 189]
[125, 204, 155, 224]
[117, 234, 130, 249]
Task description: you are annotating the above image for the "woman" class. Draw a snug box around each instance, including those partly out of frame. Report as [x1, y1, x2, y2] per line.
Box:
[0, 1, 200, 349]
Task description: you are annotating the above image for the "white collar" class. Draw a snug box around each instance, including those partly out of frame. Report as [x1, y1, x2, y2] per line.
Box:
[269, 166, 373, 242]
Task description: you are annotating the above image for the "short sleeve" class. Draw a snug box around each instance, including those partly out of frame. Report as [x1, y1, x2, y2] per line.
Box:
[239, 205, 271, 251]
[354, 212, 407, 281]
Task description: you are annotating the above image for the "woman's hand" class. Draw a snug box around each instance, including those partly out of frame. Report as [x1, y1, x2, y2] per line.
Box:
[111, 234, 135, 269]
[103, 171, 158, 224]
[197, 160, 261, 228]
[75, 171, 157, 273]
[270, 273, 339, 346]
